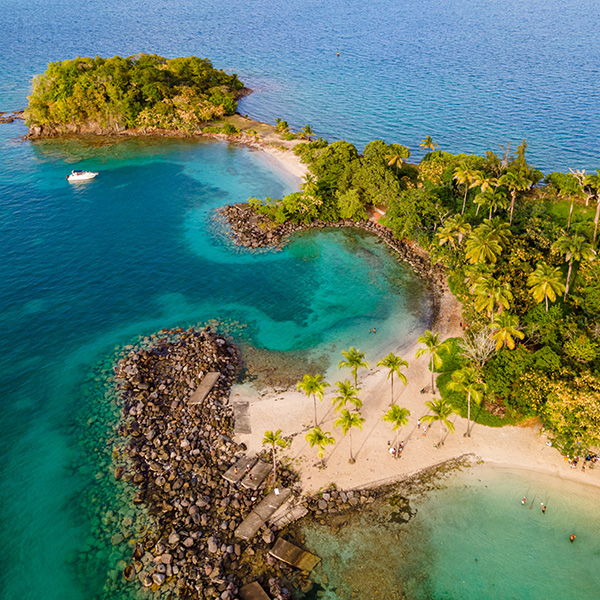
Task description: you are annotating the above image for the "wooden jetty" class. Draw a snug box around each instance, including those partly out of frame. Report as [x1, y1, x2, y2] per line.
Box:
[188, 371, 221, 405]
[239, 582, 271, 600]
[234, 488, 292, 540]
[241, 460, 271, 490]
[222, 456, 256, 484]
[269, 538, 321, 572]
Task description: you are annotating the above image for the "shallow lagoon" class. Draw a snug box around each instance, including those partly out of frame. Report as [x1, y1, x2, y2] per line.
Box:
[300, 465, 600, 600]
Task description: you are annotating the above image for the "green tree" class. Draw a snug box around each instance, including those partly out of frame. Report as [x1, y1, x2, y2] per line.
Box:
[338, 347, 369, 388]
[471, 276, 513, 320]
[299, 124, 315, 140]
[274, 118, 290, 133]
[552, 234, 596, 300]
[332, 380, 362, 412]
[465, 219, 510, 264]
[583, 170, 600, 246]
[436, 214, 472, 249]
[334, 408, 365, 463]
[262, 429, 288, 482]
[297, 374, 330, 427]
[421, 398, 456, 447]
[527, 262, 566, 312]
[420, 136, 439, 152]
[386, 145, 411, 175]
[382, 405, 411, 456]
[305, 427, 335, 467]
[498, 170, 532, 225]
[448, 367, 487, 437]
[453, 163, 476, 215]
[490, 312, 525, 350]
[415, 331, 446, 394]
[376, 352, 408, 405]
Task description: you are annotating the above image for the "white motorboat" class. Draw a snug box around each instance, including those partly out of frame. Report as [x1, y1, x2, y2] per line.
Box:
[67, 170, 98, 182]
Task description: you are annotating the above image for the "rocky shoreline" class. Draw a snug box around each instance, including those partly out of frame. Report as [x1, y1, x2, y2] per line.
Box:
[111, 325, 399, 599]
[219, 203, 449, 327]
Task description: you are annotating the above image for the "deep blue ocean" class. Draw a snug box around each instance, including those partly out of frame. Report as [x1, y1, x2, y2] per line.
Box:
[1, 1, 600, 599]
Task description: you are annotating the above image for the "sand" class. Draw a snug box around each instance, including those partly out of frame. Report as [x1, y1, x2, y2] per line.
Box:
[229, 139, 600, 495]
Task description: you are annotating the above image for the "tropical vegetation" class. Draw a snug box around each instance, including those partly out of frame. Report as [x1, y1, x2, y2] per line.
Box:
[248, 135, 600, 456]
[26, 54, 244, 133]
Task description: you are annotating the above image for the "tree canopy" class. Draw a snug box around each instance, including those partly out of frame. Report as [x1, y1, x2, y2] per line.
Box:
[26, 54, 244, 133]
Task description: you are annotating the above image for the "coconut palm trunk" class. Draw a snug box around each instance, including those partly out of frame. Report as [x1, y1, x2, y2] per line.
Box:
[594, 200, 600, 246]
[565, 260, 574, 300]
[430, 356, 435, 393]
[466, 390, 472, 437]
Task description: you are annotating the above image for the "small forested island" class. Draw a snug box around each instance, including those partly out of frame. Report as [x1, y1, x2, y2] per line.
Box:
[25, 54, 246, 136]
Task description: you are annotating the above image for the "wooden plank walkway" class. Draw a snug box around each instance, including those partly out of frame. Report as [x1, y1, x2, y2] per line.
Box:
[269, 538, 321, 572]
[239, 582, 271, 600]
[234, 488, 292, 540]
[222, 456, 256, 484]
[188, 371, 221, 405]
[241, 460, 271, 490]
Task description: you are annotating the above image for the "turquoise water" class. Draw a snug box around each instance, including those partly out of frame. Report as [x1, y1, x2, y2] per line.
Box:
[0, 124, 429, 600]
[301, 465, 600, 600]
[2, 1, 600, 598]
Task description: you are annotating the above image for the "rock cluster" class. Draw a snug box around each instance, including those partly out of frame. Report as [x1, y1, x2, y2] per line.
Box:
[219, 203, 448, 320]
[113, 326, 298, 599]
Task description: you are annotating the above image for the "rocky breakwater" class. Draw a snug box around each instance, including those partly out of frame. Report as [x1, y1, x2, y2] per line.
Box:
[113, 326, 297, 600]
[220, 203, 449, 321]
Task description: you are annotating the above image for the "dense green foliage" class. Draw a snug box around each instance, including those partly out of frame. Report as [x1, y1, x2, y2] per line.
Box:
[26, 54, 244, 132]
[251, 137, 600, 455]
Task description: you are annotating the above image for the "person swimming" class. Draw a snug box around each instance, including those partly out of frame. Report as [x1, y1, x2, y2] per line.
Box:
[521, 497, 526, 505]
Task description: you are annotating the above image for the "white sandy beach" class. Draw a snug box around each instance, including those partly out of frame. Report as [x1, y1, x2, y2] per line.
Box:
[230, 143, 600, 494]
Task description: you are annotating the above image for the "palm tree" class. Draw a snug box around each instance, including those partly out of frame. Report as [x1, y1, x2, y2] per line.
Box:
[376, 352, 408, 405]
[299, 124, 315, 140]
[453, 163, 476, 215]
[465, 227, 502, 265]
[332, 380, 362, 412]
[262, 429, 288, 482]
[415, 331, 446, 394]
[386, 148, 410, 175]
[420, 136, 439, 152]
[465, 219, 510, 264]
[562, 175, 586, 231]
[301, 173, 318, 197]
[474, 188, 508, 219]
[421, 398, 456, 447]
[305, 426, 335, 467]
[338, 347, 369, 388]
[490, 312, 525, 350]
[471, 171, 498, 195]
[552, 234, 596, 300]
[527, 262, 566, 311]
[297, 374, 330, 427]
[334, 409, 365, 463]
[583, 170, 600, 246]
[498, 170, 532, 226]
[471, 276, 513, 320]
[382, 405, 411, 456]
[448, 367, 486, 437]
[436, 215, 472, 249]
[274, 118, 290, 133]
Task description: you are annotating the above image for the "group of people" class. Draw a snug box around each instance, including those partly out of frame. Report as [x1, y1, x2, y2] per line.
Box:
[521, 496, 576, 543]
[387, 440, 404, 458]
[566, 454, 597, 471]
